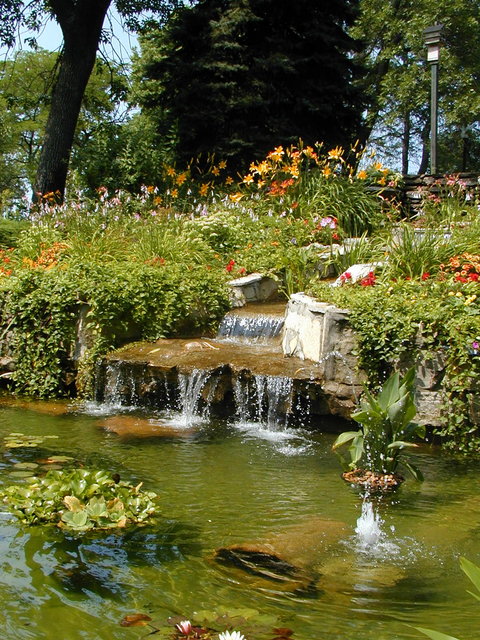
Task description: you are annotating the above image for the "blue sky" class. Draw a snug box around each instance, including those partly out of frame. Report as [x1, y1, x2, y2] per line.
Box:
[1, 7, 137, 63]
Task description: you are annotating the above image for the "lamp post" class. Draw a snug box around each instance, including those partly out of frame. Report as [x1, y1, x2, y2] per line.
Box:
[424, 24, 443, 175]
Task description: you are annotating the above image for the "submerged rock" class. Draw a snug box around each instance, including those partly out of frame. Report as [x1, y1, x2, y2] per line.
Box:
[214, 516, 347, 594]
[99, 415, 198, 439]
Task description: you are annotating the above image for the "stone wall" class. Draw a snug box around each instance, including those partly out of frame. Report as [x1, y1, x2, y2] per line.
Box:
[281, 293, 445, 426]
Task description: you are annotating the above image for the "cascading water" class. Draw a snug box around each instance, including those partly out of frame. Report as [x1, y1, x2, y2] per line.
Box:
[232, 374, 293, 430]
[217, 310, 284, 345]
[255, 374, 293, 429]
[176, 369, 212, 426]
[99, 362, 139, 408]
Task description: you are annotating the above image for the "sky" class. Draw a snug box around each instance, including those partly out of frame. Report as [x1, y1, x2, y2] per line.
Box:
[0, 6, 138, 64]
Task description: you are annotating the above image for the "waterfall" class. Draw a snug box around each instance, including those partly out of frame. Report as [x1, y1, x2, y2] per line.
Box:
[99, 362, 139, 407]
[232, 374, 293, 430]
[217, 311, 284, 345]
[176, 369, 211, 426]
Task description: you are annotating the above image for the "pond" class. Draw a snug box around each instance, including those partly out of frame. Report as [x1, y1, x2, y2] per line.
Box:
[0, 397, 479, 640]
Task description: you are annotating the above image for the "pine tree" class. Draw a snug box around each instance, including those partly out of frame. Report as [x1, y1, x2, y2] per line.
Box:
[133, 0, 365, 171]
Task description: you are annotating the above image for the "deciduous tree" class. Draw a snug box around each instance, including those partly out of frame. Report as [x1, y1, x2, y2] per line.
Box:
[0, 0, 181, 201]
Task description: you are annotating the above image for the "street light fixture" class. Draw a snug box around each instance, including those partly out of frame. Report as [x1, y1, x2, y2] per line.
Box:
[424, 24, 443, 175]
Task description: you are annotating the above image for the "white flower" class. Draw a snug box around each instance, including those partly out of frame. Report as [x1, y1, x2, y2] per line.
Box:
[218, 632, 246, 640]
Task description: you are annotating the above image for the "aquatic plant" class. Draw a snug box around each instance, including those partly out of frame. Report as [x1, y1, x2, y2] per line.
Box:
[333, 368, 425, 483]
[415, 557, 480, 640]
[1, 468, 158, 531]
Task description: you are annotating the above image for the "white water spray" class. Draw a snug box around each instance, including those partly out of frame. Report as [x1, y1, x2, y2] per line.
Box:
[355, 500, 383, 549]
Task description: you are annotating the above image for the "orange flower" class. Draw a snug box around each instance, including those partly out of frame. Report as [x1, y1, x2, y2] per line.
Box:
[176, 172, 187, 185]
[327, 146, 343, 161]
[322, 166, 332, 177]
[199, 183, 210, 197]
[229, 192, 243, 202]
[357, 170, 368, 180]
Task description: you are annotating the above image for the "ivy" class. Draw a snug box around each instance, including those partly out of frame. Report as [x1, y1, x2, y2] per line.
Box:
[309, 279, 480, 455]
[0, 260, 230, 399]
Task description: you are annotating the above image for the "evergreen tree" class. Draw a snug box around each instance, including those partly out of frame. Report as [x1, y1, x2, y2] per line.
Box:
[133, 0, 364, 171]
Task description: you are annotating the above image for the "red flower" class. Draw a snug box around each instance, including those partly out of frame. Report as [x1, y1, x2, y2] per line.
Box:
[226, 259, 235, 272]
[469, 273, 479, 282]
[421, 272, 430, 280]
[360, 272, 376, 286]
[238, 267, 246, 275]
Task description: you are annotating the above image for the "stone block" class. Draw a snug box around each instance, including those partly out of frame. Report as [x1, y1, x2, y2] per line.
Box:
[228, 273, 278, 307]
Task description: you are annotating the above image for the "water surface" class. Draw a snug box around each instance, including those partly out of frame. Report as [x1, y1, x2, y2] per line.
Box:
[0, 399, 479, 640]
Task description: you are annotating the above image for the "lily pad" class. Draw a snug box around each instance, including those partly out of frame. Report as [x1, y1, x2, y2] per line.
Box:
[9, 470, 36, 478]
[13, 462, 39, 470]
[4, 433, 59, 448]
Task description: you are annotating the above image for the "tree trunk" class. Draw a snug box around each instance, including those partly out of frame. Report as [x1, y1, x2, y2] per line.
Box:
[34, 0, 111, 202]
[401, 111, 410, 175]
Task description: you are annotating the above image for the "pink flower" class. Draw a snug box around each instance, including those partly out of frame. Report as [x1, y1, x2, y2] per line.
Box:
[176, 620, 192, 635]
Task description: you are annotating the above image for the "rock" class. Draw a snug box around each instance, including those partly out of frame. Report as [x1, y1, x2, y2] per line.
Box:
[228, 273, 279, 307]
[214, 516, 347, 594]
[99, 415, 198, 438]
[332, 262, 384, 287]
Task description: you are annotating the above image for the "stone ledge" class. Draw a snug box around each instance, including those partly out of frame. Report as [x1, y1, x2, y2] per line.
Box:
[228, 273, 279, 307]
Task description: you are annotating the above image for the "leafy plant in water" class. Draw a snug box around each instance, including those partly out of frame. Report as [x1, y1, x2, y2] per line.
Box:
[1, 468, 158, 531]
[333, 368, 425, 480]
[414, 557, 480, 640]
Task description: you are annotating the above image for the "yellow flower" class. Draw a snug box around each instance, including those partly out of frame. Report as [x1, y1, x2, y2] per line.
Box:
[199, 183, 210, 196]
[211, 166, 220, 176]
[357, 170, 368, 180]
[322, 166, 332, 177]
[166, 166, 176, 177]
[218, 160, 227, 169]
[229, 192, 243, 203]
[147, 185, 156, 193]
[327, 146, 343, 161]
[153, 196, 162, 206]
[243, 174, 255, 185]
[170, 188, 178, 198]
[267, 146, 284, 162]
[176, 172, 187, 185]
[225, 176, 234, 185]
[374, 161, 383, 170]
[286, 164, 299, 178]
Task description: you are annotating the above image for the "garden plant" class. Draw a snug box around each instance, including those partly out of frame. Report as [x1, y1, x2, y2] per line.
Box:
[0, 145, 478, 458]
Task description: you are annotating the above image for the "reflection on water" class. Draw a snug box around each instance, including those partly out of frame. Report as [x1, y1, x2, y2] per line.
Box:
[0, 398, 479, 639]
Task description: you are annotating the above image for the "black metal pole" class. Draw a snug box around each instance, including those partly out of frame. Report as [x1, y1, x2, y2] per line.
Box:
[430, 61, 438, 175]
